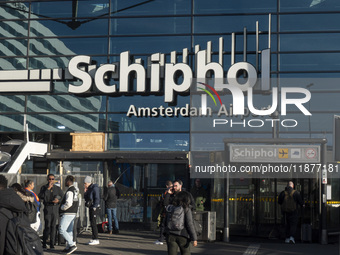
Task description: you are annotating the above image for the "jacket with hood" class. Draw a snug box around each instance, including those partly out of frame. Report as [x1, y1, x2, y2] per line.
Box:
[84, 183, 100, 209]
[0, 188, 28, 255]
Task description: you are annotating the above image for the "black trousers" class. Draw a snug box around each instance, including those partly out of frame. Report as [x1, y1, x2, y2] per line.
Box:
[167, 234, 191, 255]
[283, 211, 298, 238]
[89, 208, 99, 240]
[43, 205, 59, 247]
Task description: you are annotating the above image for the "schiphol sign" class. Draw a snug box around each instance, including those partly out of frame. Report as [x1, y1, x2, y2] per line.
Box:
[0, 14, 311, 122]
[229, 144, 321, 163]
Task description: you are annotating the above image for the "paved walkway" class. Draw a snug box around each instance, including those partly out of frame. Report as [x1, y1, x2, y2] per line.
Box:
[43, 230, 339, 255]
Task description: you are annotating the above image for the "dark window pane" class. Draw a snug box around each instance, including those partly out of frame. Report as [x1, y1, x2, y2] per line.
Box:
[108, 95, 189, 112]
[280, 53, 340, 72]
[108, 114, 189, 132]
[194, 0, 276, 14]
[280, 0, 340, 12]
[110, 36, 191, 54]
[280, 14, 340, 32]
[111, 17, 190, 35]
[30, 18, 108, 37]
[107, 133, 189, 151]
[194, 15, 276, 33]
[280, 33, 340, 52]
[110, 0, 190, 16]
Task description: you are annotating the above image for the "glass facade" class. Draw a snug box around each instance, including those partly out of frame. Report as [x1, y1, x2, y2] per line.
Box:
[0, 0, 340, 233]
[0, 0, 338, 149]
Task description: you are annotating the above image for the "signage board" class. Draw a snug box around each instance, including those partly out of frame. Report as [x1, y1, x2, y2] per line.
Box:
[229, 144, 320, 163]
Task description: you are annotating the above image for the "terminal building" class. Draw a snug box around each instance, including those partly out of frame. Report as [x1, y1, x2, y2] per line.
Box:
[0, 0, 340, 242]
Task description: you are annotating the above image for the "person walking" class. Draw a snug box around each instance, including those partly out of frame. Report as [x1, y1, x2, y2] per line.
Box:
[59, 175, 79, 255]
[154, 180, 173, 245]
[103, 180, 120, 234]
[39, 174, 64, 250]
[24, 179, 41, 231]
[165, 191, 198, 255]
[84, 176, 101, 245]
[278, 181, 304, 244]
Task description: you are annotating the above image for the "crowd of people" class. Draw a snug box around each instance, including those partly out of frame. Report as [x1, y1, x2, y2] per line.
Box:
[0, 173, 304, 255]
[0, 174, 118, 255]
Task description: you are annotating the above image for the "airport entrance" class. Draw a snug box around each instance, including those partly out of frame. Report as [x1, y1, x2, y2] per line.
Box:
[210, 177, 319, 238]
[207, 137, 329, 242]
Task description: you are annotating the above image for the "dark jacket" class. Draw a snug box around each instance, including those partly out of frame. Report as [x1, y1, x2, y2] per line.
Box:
[164, 189, 196, 211]
[84, 183, 100, 209]
[278, 186, 304, 212]
[166, 205, 197, 241]
[103, 185, 120, 209]
[0, 188, 28, 255]
[38, 183, 64, 206]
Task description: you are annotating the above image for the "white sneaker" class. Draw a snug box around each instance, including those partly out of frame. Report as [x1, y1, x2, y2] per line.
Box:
[289, 236, 295, 244]
[154, 240, 163, 245]
[88, 239, 100, 245]
[285, 238, 290, 243]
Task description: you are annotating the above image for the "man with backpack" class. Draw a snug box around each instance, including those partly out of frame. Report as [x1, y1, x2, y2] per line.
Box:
[0, 174, 43, 255]
[278, 181, 304, 244]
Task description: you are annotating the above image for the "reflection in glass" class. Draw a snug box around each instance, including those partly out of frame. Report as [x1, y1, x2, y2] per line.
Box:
[27, 95, 106, 113]
[111, 17, 190, 35]
[0, 114, 24, 131]
[280, 33, 340, 52]
[0, 2, 29, 19]
[110, 0, 190, 16]
[108, 114, 189, 132]
[30, 19, 108, 37]
[0, 96, 25, 112]
[280, 0, 340, 12]
[31, 1, 109, 18]
[280, 13, 340, 32]
[27, 114, 106, 132]
[194, 15, 276, 33]
[107, 133, 189, 151]
[280, 53, 340, 72]
[194, 0, 276, 14]
[110, 36, 191, 54]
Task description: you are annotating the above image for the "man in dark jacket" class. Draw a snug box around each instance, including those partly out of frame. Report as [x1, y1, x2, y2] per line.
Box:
[84, 176, 101, 245]
[103, 180, 120, 234]
[278, 181, 304, 244]
[39, 173, 64, 249]
[164, 179, 196, 211]
[0, 174, 28, 255]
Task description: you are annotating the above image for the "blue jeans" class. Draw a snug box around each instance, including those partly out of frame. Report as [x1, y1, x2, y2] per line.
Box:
[107, 208, 119, 231]
[59, 214, 76, 248]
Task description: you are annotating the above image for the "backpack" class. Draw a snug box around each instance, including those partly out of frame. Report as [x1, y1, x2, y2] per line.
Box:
[25, 201, 38, 224]
[166, 205, 185, 231]
[282, 190, 296, 213]
[0, 208, 43, 255]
